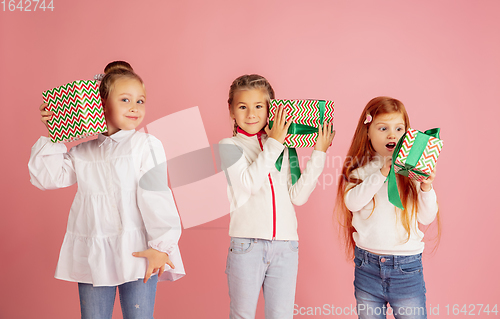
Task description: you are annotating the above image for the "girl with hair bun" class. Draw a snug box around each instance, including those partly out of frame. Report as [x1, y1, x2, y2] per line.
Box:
[29, 61, 185, 318]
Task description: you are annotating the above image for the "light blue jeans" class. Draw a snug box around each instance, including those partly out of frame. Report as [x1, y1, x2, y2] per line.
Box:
[78, 276, 158, 319]
[226, 237, 299, 319]
[354, 246, 427, 319]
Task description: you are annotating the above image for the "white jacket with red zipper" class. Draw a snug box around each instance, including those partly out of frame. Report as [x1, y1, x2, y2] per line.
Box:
[219, 129, 327, 241]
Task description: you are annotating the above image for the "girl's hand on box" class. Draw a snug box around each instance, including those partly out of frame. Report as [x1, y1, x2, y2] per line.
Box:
[133, 248, 175, 283]
[265, 106, 292, 144]
[420, 166, 436, 192]
[314, 122, 335, 152]
[40, 102, 53, 130]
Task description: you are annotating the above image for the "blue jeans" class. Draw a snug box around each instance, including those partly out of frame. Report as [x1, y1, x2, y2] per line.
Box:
[226, 237, 299, 319]
[78, 276, 158, 319]
[354, 246, 427, 319]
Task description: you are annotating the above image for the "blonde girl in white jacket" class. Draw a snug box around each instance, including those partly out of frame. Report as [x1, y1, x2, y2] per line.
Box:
[219, 74, 335, 319]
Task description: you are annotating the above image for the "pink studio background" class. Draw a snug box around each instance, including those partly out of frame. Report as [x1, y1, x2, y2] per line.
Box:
[1, 0, 499, 318]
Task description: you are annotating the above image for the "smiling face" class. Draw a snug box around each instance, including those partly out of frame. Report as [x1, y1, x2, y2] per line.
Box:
[230, 88, 269, 135]
[367, 112, 406, 158]
[103, 77, 146, 136]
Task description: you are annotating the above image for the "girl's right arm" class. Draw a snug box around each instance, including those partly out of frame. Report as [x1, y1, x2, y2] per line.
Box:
[219, 106, 291, 194]
[344, 165, 386, 212]
[28, 103, 77, 190]
[219, 137, 284, 195]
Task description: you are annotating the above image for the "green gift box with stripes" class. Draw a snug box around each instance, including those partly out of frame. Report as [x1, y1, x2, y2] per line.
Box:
[269, 99, 335, 148]
[393, 128, 443, 182]
[268, 99, 334, 185]
[388, 128, 444, 209]
[42, 80, 107, 143]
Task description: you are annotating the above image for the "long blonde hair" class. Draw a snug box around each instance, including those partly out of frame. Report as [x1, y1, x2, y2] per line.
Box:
[334, 96, 441, 259]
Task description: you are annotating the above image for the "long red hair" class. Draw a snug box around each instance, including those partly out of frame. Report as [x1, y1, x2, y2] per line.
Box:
[334, 97, 440, 259]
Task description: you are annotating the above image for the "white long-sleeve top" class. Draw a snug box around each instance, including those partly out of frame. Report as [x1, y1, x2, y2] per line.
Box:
[28, 130, 185, 286]
[219, 132, 326, 240]
[345, 155, 438, 255]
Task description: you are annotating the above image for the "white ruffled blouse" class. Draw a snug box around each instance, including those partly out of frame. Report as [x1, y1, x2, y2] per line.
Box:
[28, 130, 185, 286]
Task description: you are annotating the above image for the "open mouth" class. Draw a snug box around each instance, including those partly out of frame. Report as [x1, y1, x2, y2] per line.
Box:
[386, 142, 396, 150]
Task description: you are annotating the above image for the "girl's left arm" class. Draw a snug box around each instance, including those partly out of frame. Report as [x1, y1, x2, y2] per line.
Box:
[288, 122, 334, 205]
[288, 149, 327, 205]
[416, 170, 439, 225]
[135, 135, 185, 282]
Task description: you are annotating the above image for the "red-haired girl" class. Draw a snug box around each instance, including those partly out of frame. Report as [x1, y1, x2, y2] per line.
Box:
[335, 96, 439, 319]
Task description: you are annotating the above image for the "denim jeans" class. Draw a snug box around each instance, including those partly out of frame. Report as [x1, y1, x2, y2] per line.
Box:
[226, 237, 299, 319]
[354, 246, 427, 319]
[78, 276, 158, 319]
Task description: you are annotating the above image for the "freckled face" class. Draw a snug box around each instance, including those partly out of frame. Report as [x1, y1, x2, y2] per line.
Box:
[103, 78, 146, 136]
[230, 89, 268, 135]
[367, 112, 406, 157]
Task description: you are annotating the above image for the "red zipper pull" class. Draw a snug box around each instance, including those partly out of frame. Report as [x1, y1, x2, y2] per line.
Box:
[257, 133, 277, 240]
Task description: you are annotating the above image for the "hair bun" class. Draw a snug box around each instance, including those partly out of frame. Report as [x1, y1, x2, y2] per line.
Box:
[104, 61, 134, 74]
[98, 61, 144, 101]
